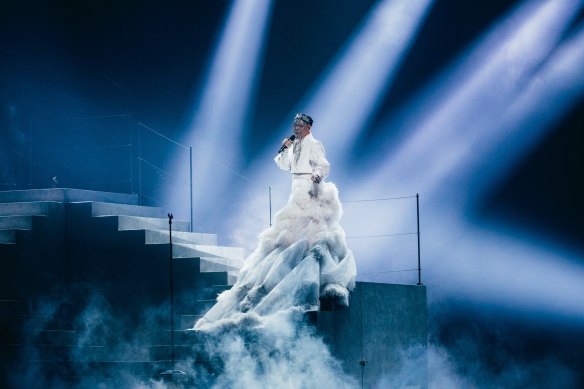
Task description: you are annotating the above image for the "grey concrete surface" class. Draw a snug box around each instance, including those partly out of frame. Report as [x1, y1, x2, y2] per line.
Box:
[0, 189, 237, 386]
[145, 229, 217, 246]
[0, 230, 15, 244]
[0, 202, 51, 217]
[115, 215, 191, 232]
[89, 201, 165, 218]
[0, 216, 34, 230]
[317, 282, 428, 388]
[0, 188, 138, 205]
[172, 243, 245, 263]
[1, 189, 427, 387]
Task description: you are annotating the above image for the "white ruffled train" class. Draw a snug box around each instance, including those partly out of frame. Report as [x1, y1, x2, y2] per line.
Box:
[194, 177, 356, 331]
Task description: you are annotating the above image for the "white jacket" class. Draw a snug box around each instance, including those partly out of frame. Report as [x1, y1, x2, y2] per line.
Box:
[274, 133, 330, 179]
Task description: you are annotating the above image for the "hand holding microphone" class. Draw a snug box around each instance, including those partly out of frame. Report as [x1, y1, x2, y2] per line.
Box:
[278, 134, 296, 153]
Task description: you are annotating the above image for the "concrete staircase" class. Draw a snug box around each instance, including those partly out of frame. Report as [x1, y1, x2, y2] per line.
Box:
[0, 189, 242, 387]
[0, 188, 429, 388]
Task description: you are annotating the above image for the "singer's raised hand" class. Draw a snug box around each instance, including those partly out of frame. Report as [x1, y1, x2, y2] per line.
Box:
[282, 138, 293, 148]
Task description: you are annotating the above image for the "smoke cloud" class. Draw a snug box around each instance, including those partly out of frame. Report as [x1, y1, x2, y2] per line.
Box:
[7, 286, 583, 388]
[6, 286, 358, 388]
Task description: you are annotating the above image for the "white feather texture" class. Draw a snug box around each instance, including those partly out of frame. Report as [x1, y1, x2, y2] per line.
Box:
[195, 176, 356, 330]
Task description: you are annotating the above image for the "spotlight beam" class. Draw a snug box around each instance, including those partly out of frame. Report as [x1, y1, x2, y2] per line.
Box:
[361, 0, 583, 198]
[426, 214, 584, 323]
[297, 0, 434, 164]
[167, 0, 274, 228]
[342, 0, 584, 321]
[466, 20, 584, 203]
[231, 0, 434, 236]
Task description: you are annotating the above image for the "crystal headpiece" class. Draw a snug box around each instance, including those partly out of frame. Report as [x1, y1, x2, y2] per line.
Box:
[294, 113, 313, 126]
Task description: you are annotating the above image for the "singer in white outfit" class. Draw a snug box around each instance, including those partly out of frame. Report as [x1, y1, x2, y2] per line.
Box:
[274, 113, 330, 200]
[194, 113, 356, 331]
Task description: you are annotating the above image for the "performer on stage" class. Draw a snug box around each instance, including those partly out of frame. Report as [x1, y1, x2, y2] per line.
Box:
[274, 113, 329, 198]
[195, 113, 356, 331]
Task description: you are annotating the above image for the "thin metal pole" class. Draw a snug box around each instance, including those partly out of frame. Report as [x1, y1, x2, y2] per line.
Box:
[138, 125, 142, 205]
[129, 143, 134, 194]
[358, 284, 367, 388]
[129, 117, 134, 194]
[189, 147, 193, 232]
[160, 213, 186, 378]
[269, 186, 272, 227]
[168, 213, 175, 367]
[416, 193, 422, 286]
[28, 120, 32, 188]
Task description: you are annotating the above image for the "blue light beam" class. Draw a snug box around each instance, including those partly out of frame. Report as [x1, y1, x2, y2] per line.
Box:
[297, 0, 434, 164]
[362, 0, 583, 199]
[166, 0, 274, 230]
[342, 0, 584, 321]
[228, 0, 434, 243]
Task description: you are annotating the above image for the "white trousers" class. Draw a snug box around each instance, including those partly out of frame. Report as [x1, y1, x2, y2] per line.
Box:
[289, 174, 319, 203]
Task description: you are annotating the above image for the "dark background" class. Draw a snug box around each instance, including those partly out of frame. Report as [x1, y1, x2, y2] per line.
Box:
[1, 0, 583, 386]
[2, 0, 582, 249]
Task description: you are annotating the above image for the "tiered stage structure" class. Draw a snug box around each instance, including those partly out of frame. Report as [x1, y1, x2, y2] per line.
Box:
[0, 189, 427, 388]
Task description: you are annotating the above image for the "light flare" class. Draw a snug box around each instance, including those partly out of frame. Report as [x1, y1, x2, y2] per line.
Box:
[166, 0, 274, 229]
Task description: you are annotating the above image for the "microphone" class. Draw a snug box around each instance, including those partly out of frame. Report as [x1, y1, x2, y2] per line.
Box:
[277, 135, 296, 154]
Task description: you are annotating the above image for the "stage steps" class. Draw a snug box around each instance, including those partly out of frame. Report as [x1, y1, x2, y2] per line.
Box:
[0, 215, 41, 230]
[0, 196, 244, 273]
[0, 188, 241, 387]
[0, 188, 138, 205]
[145, 229, 216, 246]
[0, 188, 430, 387]
[0, 281, 228, 385]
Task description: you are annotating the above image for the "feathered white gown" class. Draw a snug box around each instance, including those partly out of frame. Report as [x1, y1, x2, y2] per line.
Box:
[194, 176, 356, 331]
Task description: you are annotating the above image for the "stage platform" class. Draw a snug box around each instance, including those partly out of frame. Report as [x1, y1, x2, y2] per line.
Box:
[316, 282, 427, 387]
[0, 188, 427, 388]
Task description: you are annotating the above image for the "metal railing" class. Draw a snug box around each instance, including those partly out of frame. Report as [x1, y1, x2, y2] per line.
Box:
[136, 122, 193, 232]
[266, 184, 424, 286]
[20, 113, 263, 235]
[16, 114, 423, 285]
[341, 194, 423, 286]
